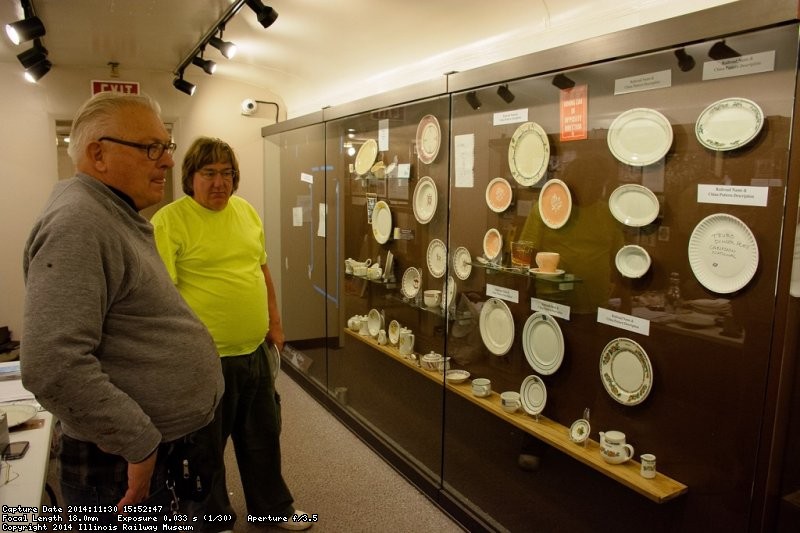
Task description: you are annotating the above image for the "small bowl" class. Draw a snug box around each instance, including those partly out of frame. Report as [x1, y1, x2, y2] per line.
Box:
[445, 369, 471, 383]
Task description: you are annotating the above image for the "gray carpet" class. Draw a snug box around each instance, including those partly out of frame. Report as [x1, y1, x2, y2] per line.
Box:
[222, 370, 465, 532]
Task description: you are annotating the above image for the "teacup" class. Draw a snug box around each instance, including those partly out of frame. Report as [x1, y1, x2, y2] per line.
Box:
[500, 391, 521, 413]
[471, 378, 491, 398]
[535, 252, 560, 273]
[423, 289, 442, 307]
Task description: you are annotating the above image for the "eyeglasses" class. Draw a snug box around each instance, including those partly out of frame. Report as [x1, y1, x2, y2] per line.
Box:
[198, 169, 238, 181]
[98, 136, 177, 160]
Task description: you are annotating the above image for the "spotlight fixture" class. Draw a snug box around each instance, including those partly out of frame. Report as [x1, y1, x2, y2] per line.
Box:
[245, 0, 278, 29]
[465, 91, 481, 110]
[173, 74, 196, 96]
[674, 48, 695, 72]
[192, 55, 217, 75]
[5, 15, 45, 45]
[16, 43, 48, 69]
[552, 73, 576, 90]
[497, 84, 515, 104]
[209, 35, 237, 59]
[23, 59, 51, 83]
[708, 40, 740, 60]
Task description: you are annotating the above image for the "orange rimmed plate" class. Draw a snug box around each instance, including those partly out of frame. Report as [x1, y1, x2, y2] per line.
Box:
[538, 179, 572, 229]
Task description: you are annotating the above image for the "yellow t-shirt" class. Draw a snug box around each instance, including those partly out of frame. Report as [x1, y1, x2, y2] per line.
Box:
[152, 195, 268, 356]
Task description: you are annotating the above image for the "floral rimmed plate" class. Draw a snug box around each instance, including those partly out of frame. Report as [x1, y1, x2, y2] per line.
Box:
[354, 139, 378, 175]
[508, 122, 550, 186]
[569, 418, 591, 443]
[416, 114, 441, 164]
[599, 337, 653, 406]
[607, 108, 673, 166]
[486, 177, 513, 213]
[427, 239, 447, 279]
[413, 176, 438, 224]
[453, 246, 473, 280]
[401, 267, 422, 299]
[695, 97, 763, 151]
[539, 179, 572, 229]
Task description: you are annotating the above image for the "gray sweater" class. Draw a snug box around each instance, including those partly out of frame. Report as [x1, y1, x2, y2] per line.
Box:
[21, 174, 224, 462]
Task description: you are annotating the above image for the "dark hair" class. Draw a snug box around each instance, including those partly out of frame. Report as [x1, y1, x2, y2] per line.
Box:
[181, 137, 240, 195]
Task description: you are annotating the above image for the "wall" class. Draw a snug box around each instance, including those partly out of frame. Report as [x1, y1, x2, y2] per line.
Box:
[0, 63, 283, 341]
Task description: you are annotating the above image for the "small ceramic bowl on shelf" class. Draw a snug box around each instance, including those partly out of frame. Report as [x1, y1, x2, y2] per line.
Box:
[445, 369, 470, 383]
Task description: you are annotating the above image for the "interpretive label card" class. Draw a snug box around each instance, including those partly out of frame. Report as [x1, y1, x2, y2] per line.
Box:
[697, 184, 768, 207]
[597, 308, 650, 336]
[487, 284, 519, 304]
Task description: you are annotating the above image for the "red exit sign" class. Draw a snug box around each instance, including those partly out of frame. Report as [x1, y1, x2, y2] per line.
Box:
[91, 80, 140, 95]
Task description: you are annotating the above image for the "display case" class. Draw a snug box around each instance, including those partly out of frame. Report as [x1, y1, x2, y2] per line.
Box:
[263, 5, 800, 531]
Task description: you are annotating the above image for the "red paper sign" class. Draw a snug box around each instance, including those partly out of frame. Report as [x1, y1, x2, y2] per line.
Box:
[91, 80, 140, 95]
[559, 84, 588, 141]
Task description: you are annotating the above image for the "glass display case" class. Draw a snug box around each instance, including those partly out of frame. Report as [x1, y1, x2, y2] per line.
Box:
[263, 15, 800, 533]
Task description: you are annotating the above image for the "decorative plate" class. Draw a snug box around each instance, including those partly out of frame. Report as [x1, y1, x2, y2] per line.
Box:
[522, 312, 564, 375]
[607, 108, 673, 166]
[443, 275, 456, 308]
[615, 245, 651, 279]
[483, 228, 503, 261]
[0, 404, 36, 427]
[354, 138, 378, 175]
[479, 298, 515, 356]
[486, 177, 513, 213]
[413, 176, 438, 224]
[367, 308, 383, 337]
[695, 97, 764, 151]
[453, 246, 473, 280]
[388, 320, 401, 345]
[416, 114, 441, 164]
[569, 418, 591, 443]
[508, 122, 550, 186]
[608, 184, 660, 227]
[539, 179, 572, 229]
[401, 267, 422, 298]
[371, 200, 392, 244]
[599, 337, 653, 406]
[688, 213, 758, 294]
[427, 239, 447, 279]
[445, 369, 471, 384]
[520, 375, 547, 416]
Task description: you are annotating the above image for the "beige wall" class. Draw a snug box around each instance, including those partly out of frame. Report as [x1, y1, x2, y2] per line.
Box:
[0, 62, 283, 341]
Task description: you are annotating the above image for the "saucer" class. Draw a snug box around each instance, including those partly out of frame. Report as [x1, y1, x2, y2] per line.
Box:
[569, 418, 591, 443]
[530, 268, 565, 278]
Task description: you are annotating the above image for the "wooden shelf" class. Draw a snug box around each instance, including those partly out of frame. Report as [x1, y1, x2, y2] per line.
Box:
[345, 328, 688, 504]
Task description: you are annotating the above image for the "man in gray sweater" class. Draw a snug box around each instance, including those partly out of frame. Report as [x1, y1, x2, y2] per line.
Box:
[20, 92, 224, 523]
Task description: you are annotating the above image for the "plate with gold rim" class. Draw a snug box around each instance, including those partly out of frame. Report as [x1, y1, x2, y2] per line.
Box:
[416, 114, 441, 164]
[508, 122, 550, 186]
[371, 200, 392, 244]
[354, 139, 378, 176]
[599, 337, 653, 406]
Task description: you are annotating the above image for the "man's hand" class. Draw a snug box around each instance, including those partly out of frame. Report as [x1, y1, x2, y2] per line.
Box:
[117, 449, 158, 509]
[267, 321, 285, 352]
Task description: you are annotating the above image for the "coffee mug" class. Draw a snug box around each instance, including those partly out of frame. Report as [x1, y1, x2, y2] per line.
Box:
[640, 453, 656, 479]
[471, 378, 491, 398]
[535, 252, 560, 273]
[500, 391, 521, 413]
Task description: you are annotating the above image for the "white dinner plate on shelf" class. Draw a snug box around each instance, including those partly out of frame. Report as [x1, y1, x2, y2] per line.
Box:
[615, 245, 651, 279]
[479, 298, 514, 356]
[485, 177, 513, 213]
[416, 114, 441, 164]
[452, 246, 473, 280]
[607, 108, 673, 166]
[483, 228, 503, 261]
[371, 200, 392, 244]
[688, 213, 758, 294]
[508, 122, 550, 186]
[413, 176, 438, 224]
[539, 179, 572, 229]
[599, 337, 653, 406]
[354, 138, 378, 176]
[0, 404, 36, 427]
[520, 375, 547, 416]
[401, 267, 422, 298]
[608, 184, 660, 227]
[522, 312, 564, 375]
[695, 97, 764, 151]
[427, 239, 447, 279]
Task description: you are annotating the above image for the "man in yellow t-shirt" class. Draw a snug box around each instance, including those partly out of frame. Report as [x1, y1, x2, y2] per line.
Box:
[152, 137, 311, 532]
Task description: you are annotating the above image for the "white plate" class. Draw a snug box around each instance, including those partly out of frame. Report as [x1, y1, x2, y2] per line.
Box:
[485, 177, 513, 213]
[599, 337, 653, 406]
[608, 184, 660, 227]
[522, 312, 564, 375]
[520, 375, 547, 416]
[688, 213, 758, 294]
[479, 298, 514, 356]
[371, 200, 392, 244]
[413, 176, 438, 224]
[388, 320, 401, 345]
[453, 246, 473, 280]
[416, 114, 441, 164]
[508, 122, 550, 186]
[445, 369, 471, 383]
[607, 108, 673, 166]
[0, 404, 37, 427]
[483, 228, 503, 261]
[367, 308, 383, 337]
[427, 239, 447, 279]
[695, 97, 764, 151]
[443, 275, 456, 308]
[569, 418, 591, 443]
[401, 267, 422, 298]
[539, 179, 572, 229]
[615, 245, 651, 278]
[354, 138, 378, 175]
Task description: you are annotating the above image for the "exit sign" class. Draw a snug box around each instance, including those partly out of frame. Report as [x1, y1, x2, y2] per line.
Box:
[91, 80, 140, 95]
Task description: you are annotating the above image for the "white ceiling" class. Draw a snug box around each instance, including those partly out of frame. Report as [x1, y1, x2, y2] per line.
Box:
[0, 0, 735, 119]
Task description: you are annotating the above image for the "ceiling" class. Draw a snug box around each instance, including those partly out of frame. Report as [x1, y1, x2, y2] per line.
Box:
[0, 0, 734, 119]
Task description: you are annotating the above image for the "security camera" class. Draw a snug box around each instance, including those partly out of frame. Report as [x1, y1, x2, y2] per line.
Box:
[241, 98, 258, 116]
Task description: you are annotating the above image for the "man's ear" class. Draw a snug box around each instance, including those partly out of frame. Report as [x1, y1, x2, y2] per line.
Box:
[86, 141, 108, 171]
